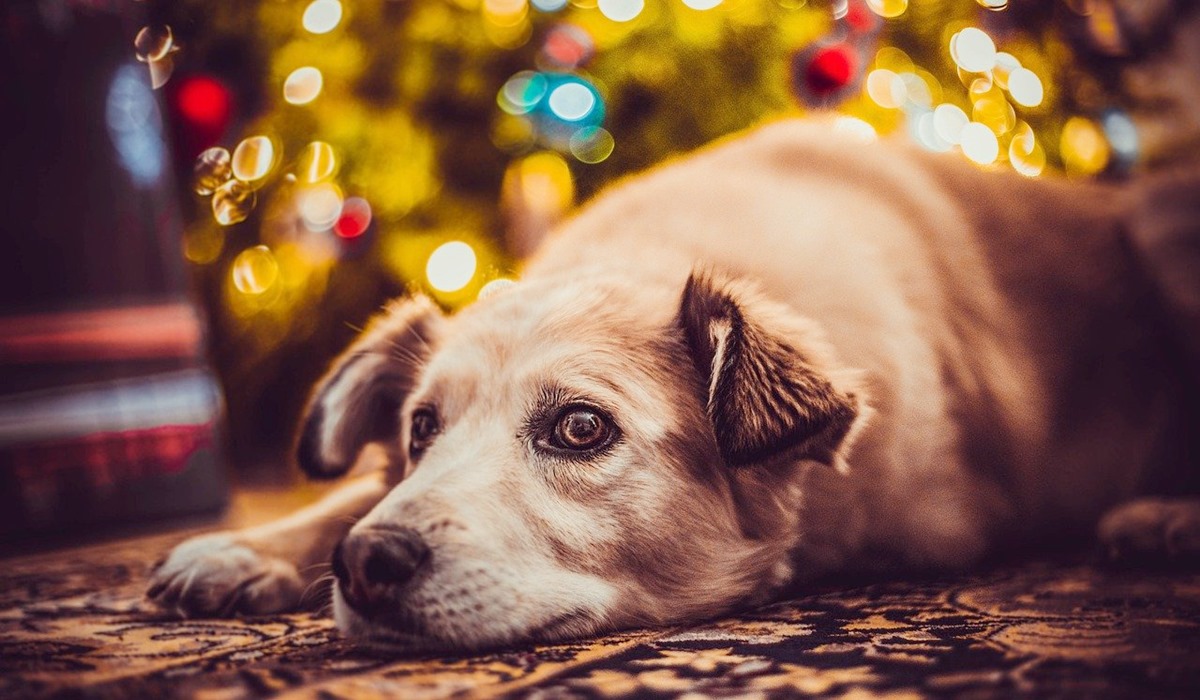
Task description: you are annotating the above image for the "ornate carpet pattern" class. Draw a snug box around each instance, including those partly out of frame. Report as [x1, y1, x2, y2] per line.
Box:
[2, 528, 1199, 699]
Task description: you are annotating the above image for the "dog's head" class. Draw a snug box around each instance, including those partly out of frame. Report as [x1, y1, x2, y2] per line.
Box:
[297, 269, 867, 650]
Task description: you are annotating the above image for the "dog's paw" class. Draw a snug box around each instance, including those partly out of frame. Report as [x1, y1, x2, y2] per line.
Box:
[146, 533, 304, 617]
[1098, 498, 1200, 565]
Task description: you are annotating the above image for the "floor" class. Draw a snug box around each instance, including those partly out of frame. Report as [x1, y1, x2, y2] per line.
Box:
[2, 491, 1200, 699]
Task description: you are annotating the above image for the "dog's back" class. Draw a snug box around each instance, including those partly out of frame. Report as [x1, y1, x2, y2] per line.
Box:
[528, 118, 1198, 562]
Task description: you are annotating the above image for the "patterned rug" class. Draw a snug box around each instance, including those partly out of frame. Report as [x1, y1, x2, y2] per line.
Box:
[3, 526, 1200, 699]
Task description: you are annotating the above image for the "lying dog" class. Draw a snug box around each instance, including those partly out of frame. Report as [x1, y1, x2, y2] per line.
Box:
[148, 118, 1200, 650]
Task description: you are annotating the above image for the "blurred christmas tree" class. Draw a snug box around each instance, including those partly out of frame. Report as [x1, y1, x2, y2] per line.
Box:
[138, 0, 1196, 471]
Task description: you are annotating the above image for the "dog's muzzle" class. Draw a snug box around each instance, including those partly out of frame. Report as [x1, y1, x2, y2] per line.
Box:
[332, 526, 430, 614]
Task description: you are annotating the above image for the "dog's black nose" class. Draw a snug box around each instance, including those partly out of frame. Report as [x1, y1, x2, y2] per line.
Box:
[332, 526, 429, 612]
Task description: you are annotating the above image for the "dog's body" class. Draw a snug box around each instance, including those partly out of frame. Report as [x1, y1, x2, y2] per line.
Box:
[149, 119, 1200, 650]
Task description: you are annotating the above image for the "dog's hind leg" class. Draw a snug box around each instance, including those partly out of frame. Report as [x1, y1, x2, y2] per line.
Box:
[146, 469, 390, 617]
[1098, 498, 1200, 566]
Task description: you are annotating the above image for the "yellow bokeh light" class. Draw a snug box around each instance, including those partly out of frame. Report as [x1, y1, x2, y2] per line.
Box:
[231, 136, 279, 184]
[302, 0, 343, 34]
[973, 96, 1015, 134]
[510, 151, 574, 217]
[193, 147, 232, 196]
[1006, 67, 1044, 107]
[183, 226, 224, 265]
[212, 180, 256, 226]
[950, 27, 997, 73]
[867, 0, 908, 19]
[682, 0, 722, 8]
[1009, 123, 1046, 177]
[976, 0, 1008, 9]
[232, 245, 280, 295]
[961, 122, 1000, 164]
[569, 127, 615, 163]
[1060, 117, 1110, 176]
[597, 0, 644, 22]
[426, 241, 478, 293]
[284, 66, 323, 105]
[297, 141, 337, 183]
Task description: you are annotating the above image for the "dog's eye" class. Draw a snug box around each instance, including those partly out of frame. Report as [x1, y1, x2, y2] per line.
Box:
[551, 406, 613, 452]
[410, 407, 440, 457]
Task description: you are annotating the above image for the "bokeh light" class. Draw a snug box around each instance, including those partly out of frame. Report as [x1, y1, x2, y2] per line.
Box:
[1009, 122, 1045, 177]
[1102, 109, 1139, 166]
[298, 183, 345, 231]
[933, 103, 969, 145]
[532, 0, 569, 10]
[867, 0, 907, 19]
[541, 24, 595, 68]
[950, 28, 997, 73]
[597, 0, 644, 23]
[193, 147, 232, 195]
[212, 179, 256, 225]
[183, 226, 224, 265]
[297, 141, 337, 183]
[977, 0, 1008, 9]
[426, 241, 478, 293]
[232, 245, 280, 295]
[508, 151, 574, 216]
[1006, 67, 1043, 107]
[568, 126, 615, 163]
[302, 0, 343, 34]
[682, 0, 723, 9]
[866, 69, 906, 109]
[498, 71, 549, 115]
[231, 135, 279, 184]
[1060, 117, 1110, 175]
[973, 96, 1015, 134]
[548, 82, 597, 122]
[134, 25, 173, 62]
[284, 67, 324, 105]
[960, 122, 1000, 164]
[334, 197, 372, 239]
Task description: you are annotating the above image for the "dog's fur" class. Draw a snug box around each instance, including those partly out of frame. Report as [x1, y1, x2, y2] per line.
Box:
[148, 118, 1200, 650]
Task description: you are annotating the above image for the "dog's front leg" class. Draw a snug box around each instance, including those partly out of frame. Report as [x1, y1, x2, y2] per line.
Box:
[146, 470, 390, 617]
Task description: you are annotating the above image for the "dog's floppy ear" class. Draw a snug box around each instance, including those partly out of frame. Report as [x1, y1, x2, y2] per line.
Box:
[296, 296, 443, 479]
[679, 270, 865, 470]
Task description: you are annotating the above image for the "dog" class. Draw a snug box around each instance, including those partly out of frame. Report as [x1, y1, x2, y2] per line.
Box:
[147, 117, 1200, 650]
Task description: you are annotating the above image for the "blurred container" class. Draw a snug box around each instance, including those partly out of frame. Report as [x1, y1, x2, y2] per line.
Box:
[0, 0, 228, 544]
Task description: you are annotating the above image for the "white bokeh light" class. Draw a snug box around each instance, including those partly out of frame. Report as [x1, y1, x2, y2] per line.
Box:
[961, 122, 1000, 164]
[303, 0, 343, 34]
[598, 0, 644, 22]
[548, 83, 596, 122]
[426, 241, 478, 293]
[951, 28, 997, 73]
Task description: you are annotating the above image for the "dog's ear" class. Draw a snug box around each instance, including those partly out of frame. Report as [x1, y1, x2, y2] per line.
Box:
[678, 270, 865, 470]
[296, 296, 443, 479]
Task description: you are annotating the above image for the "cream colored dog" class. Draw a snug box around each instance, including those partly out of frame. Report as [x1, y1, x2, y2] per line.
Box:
[148, 119, 1200, 650]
